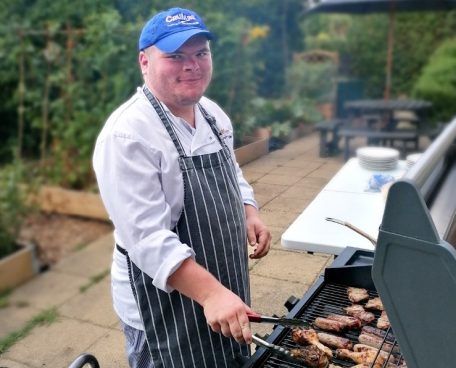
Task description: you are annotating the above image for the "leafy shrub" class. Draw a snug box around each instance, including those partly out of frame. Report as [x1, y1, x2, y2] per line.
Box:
[412, 38, 456, 124]
[0, 163, 29, 258]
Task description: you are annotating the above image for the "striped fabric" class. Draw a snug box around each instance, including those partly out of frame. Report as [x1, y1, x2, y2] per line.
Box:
[126, 88, 250, 368]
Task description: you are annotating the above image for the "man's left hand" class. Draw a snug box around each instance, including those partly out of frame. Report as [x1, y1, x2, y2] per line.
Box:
[245, 205, 271, 259]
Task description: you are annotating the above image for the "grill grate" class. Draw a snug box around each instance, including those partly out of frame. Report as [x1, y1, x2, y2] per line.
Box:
[252, 282, 406, 368]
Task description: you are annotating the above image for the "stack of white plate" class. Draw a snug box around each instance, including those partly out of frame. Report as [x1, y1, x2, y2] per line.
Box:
[356, 146, 400, 171]
[406, 153, 422, 169]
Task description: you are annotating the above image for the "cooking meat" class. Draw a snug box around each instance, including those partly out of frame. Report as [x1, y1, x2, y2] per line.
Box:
[317, 332, 353, 349]
[358, 333, 399, 353]
[344, 304, 375, 324]
[354, 343, 396, 364]
[336, 348, 386, 366]
[365, 297, 384, 311]
[291, 328, 333, 357]
[327, 314, 362, 329]
[347, 287, 370, 303]
[362, 325, 395, 342]
[290, 344, 329, 368]
[314, 317, 345, 333]
[377, 310, 390, 329]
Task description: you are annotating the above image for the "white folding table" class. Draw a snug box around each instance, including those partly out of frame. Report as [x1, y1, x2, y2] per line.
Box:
[281, 158, 408, 255]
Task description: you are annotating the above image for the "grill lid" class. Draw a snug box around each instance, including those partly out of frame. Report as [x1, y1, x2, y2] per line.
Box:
[373, 179, 456, 368]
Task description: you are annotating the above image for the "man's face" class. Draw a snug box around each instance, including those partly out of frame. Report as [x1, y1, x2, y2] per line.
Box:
[139, 35, 213, 110]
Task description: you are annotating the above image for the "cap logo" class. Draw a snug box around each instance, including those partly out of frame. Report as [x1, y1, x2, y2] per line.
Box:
[166, 13, 198, 26]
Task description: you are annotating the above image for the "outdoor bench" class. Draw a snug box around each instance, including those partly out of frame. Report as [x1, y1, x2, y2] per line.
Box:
[315, 119, 346, 157]
[338, 127, 419, 161]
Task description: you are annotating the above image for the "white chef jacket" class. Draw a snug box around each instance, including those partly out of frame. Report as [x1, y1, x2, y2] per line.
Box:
[93, 87, 256, 329]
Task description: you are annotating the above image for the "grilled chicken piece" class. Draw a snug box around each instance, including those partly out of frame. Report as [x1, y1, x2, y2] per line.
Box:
[314, 317, 345, 333]
[291, 328, 333, 357]
[317, 332, 353, 350]
[354, 343, 396, 364]
[344, 304, 375, 324]
[358, 333, 399, 353]
[327, 314, 362, 329]
[347, 287, 370, 303]
[377, 310, 390, 329]
[290, 344, 329, 368]
[336, 348, 386, 366]
[365, 297, 384, 311]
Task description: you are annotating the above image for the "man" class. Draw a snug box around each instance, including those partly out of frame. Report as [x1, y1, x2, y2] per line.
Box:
[93, 7, 271, 368]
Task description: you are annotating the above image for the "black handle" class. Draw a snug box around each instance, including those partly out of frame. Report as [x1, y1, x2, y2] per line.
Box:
[68, 353, 100, 368]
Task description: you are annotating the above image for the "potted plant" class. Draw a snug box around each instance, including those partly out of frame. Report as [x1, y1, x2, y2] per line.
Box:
[0, 163, 39, 292]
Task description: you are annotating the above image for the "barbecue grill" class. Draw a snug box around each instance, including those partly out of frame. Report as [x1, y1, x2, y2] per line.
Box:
[245, 118, 456, 368]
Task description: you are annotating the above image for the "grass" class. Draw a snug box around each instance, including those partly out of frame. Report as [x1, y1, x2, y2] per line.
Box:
[0, 289, 11, 308]
[79, 268, 110, 293]
[0, 307, 58, 354]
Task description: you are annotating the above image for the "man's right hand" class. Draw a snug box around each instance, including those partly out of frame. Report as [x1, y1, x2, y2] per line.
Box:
[167, 257, 253, 344]
[202, 286, 253, 344]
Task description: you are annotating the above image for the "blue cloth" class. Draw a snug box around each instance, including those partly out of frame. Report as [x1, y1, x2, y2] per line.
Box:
[366, 174, 395, 192]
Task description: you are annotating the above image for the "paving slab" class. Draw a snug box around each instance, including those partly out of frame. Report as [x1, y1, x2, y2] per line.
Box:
[84, 328, 128, 368]
[1, 318, 110, 368]
[0, 132, 347, 367]
[249, 249, 330, 286]
[59, 278, 117, 327]
[9, 270, 87, 310]
[53, 233, 114, 278]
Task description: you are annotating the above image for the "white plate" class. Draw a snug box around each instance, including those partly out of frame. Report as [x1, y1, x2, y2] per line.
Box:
[357, 146, 400, 161]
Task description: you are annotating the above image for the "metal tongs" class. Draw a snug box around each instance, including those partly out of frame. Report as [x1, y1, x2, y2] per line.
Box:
[251, 335, 304, 365]
[325, 217, 377, 246]
[247, 311, 311, 328]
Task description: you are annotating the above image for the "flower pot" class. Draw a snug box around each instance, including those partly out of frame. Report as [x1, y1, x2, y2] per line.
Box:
[0, 242, 39, 292]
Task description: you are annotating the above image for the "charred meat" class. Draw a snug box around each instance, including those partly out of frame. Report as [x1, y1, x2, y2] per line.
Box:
[317, 332, 353, 350]
[377, 310, 390, 329]
[344, 304, 375, 324]
[347, 287, 370, 303]
[291, 328, 333, 357]
[290, 344, 330, 368]
[365, 297, 384, 311]
[326, 314, 362, 329]
[354, 343, 396, 364]
[314, 317, 345, 333]
[336, 348, 386, 366]
[358, 333, 399, 353]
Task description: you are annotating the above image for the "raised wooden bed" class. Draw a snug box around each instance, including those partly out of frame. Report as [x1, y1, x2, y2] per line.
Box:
[0, 243, 39, 292]
[234, 136, 269, 166]
[32, 137, 269, 221]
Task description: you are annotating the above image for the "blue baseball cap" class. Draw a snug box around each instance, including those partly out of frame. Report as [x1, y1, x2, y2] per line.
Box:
[138, 7, 214, 52]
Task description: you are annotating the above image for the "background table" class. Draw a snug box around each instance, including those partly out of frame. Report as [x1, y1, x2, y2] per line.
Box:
[281, 158, 408, 255]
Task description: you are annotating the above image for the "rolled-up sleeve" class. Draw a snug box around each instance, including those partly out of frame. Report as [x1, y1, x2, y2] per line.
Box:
[93, 132, 195, 292]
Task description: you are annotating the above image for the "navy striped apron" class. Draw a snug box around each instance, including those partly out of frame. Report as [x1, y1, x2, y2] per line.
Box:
[125, 87, 250, 368]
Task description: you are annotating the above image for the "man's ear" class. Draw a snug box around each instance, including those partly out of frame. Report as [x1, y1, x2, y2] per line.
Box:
[138, 51, 148, 74]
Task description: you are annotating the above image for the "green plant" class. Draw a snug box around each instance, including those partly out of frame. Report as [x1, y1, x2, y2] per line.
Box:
[245, 96, 323, 140]
[412, 38, 456, 124]
[0, 307, 58, 353]
[0, 163, 30, 258]
[286, 59, 337, 104]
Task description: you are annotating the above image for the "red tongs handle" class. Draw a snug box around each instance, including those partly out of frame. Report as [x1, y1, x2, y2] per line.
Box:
[246, 311, 263, 323]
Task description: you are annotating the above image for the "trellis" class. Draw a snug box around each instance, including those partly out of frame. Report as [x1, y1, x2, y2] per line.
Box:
[16, 25, 84, 162]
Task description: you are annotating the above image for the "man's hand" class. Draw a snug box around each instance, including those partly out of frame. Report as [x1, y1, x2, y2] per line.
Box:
[202, 287, 253, 344]
[168, 258, 253, 344]
[245, 204, 271, 259]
